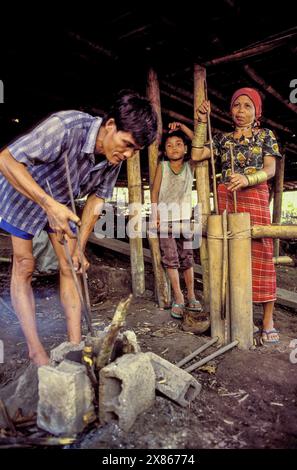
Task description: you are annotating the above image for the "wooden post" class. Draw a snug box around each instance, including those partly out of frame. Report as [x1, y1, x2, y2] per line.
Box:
[228, 213, 253, 350]
[207, 215, 224, 344]
[147, 68, 171, 308]
[194, 64, 211, 311]
[273, 155, 285, 257]
[127, 152, 145, 296]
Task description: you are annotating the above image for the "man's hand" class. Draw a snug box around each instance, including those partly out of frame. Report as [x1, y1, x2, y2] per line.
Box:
[45, 200, 81, 242]
[196, 100, 210, 123]
[72, 249, 90, 274]
[227, 173, 249, 192]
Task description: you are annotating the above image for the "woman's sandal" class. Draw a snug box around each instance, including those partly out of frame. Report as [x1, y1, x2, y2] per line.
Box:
[170, 302, 185, 319]
[261, 328, 280, 345]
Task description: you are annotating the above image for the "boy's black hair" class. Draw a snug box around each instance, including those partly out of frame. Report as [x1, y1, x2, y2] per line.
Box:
[161, 130, 188, 153]
[102, 89, 158, 147]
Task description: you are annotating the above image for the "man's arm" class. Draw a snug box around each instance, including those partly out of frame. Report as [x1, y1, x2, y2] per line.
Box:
[71, 193, 104, 271]
[0, 148, 80, 238]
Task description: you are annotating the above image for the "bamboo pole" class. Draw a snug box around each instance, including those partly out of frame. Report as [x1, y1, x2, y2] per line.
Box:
[252, 224, 297, 239]
[272, 155, 285, 257]
[273, 256, 295, 266]
[207, 215, 224, 344]
[194, 64, 211, 312]
[147, 68, 171, 308]
[127, 151, 145, 296]
[204, 80, 219, 214]
[228, 213, 253, 350]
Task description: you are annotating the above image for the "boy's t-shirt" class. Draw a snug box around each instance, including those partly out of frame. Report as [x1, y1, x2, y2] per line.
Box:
[158, 161, 193, 222]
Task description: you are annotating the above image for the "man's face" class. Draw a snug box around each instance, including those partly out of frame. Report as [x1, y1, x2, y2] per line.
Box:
[96, 119, 141, 165]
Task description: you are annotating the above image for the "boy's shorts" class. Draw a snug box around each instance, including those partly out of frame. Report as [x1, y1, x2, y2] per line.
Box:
[159, 233, 194, 270]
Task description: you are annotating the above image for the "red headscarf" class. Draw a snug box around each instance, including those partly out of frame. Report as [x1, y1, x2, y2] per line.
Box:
[230, 87, 262, 124]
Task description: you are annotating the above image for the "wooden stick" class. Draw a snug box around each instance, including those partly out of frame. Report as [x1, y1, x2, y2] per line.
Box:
[176, 337, 218, 367]
[0, 399, 17, 434]
[185, 340, 238, 372]
[228, 143, 237, 213]
[46, 179, 93, 334]
[204, 80, 219, 215]
[63, 154, 93, 329]
[273, 156, 285, 257]
[96, 294, 132, 370]
[221, 210, 228, 319]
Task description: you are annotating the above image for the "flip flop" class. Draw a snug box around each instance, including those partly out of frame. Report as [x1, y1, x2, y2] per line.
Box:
[186, 299, 203, 312]
[261, 328, 280, 344]
[170, 302, 184, 319]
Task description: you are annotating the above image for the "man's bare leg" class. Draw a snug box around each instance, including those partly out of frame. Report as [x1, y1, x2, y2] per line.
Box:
[11, 235, 49, 366]
[49, 234, 81, 343]
[183, 267, 195, 301]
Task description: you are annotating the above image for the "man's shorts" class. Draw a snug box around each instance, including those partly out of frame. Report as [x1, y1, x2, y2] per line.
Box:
[0, 218, 54, 240]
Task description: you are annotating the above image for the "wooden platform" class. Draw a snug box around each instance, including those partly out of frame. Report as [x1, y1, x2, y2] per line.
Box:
[88, 234, 297, 310]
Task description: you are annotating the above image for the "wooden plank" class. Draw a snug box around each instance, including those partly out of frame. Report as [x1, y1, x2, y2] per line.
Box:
[276, 288, 297, 310]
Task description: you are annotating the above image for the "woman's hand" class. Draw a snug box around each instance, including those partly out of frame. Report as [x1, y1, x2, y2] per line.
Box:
[196, 100, 210, 123]
[227, 173, 249, 192]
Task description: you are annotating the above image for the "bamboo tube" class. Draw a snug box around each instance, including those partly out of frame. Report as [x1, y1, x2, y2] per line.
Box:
[185, 340, 239, 373]
[207, 214, 224, 344]
[221, 210, 228, 320]
[147, 68, 171, 308]
[96, 295, 132, 370]
[273, 155, 285, 257]
[228, 213, 253, 350]
[252, 224, 297, 239]
[273, 256, 294, 265]
[127, 151, 145, 296]
[194, 64, 211, 311]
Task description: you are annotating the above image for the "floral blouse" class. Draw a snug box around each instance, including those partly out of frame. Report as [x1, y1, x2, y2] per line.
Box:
[207, 128, 282, 183]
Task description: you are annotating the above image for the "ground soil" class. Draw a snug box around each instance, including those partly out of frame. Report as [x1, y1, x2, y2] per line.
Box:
[0, 233, 297, 449]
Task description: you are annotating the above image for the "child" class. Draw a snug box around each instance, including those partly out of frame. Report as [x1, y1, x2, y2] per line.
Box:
[151, 123, 204, 325]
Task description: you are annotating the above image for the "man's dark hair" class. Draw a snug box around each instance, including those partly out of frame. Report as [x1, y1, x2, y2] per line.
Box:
[103, 90, 158, 147]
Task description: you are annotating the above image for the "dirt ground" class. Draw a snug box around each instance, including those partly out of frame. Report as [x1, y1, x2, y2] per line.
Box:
[0, 233, 297, 449]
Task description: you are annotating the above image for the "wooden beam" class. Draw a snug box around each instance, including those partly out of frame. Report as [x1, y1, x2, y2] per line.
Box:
[252, 224, 297, 239]
[244, 65, 297, 115]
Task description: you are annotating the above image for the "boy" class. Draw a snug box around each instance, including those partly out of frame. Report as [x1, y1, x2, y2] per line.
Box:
[151, 123, 204, 324]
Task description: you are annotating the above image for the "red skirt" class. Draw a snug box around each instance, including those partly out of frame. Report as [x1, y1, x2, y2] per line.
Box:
[218, 182, 276, 303]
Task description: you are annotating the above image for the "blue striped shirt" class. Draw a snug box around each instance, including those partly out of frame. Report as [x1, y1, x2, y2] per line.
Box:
[0, 110, 122, 235]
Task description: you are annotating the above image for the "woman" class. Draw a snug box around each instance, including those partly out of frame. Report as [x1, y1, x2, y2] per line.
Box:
[191, 87, 282, 344]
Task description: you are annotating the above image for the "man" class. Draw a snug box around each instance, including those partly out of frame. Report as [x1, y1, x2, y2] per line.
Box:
[0, 90, 158, 365]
